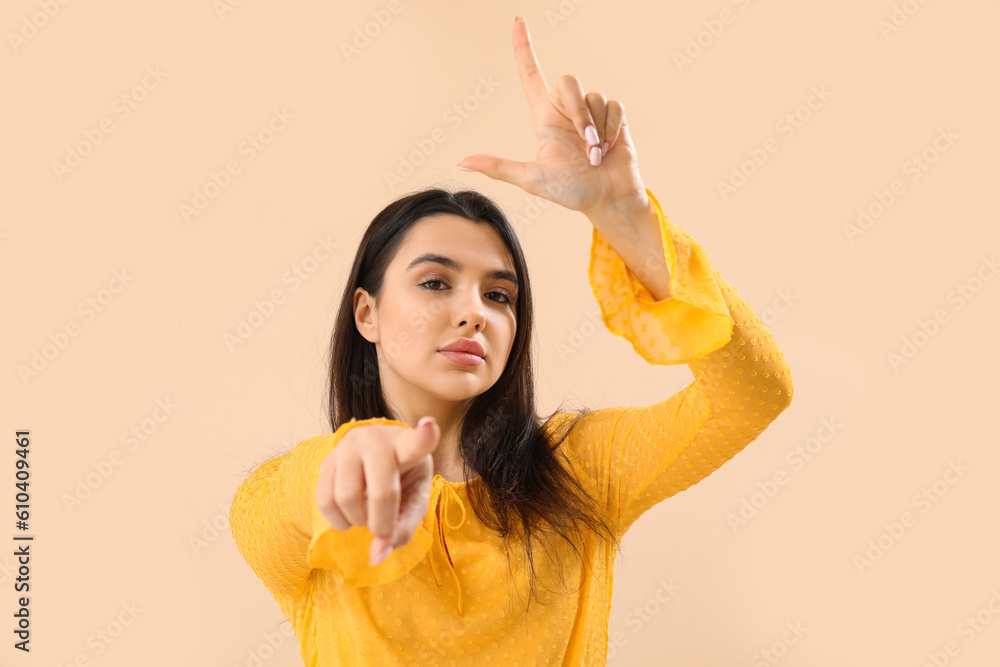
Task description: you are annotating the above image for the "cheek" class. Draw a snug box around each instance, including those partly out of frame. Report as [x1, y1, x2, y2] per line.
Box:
[492, 313, 517, 356]
[393, 323, 432, 362]
[406, 299, 450, 335]
[378, 307, 421, 362]
[504, 310, 517, 337]
[399, 310, 451, 361]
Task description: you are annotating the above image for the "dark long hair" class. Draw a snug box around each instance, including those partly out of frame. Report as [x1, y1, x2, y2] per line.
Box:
[327, 186, 622, 613]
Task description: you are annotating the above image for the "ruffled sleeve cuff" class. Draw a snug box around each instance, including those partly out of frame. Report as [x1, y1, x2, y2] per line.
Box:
[301, 418, 436, 587]
[587, 187, 734, 365]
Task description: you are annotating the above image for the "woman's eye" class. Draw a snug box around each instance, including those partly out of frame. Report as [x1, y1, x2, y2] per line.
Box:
[488, 290, 513, 305]
[418, 280, 513, 306]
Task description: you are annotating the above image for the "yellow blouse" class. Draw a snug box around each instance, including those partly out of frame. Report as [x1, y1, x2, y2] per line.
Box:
[230, 188, 794, 666]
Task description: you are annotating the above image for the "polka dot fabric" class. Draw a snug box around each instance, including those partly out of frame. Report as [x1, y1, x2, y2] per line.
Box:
[229, 187, 794, 665]
[588, 188, 734, 365]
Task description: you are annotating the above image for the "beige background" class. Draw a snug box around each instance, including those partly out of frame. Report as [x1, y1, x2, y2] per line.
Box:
[3, 0, 999, 665]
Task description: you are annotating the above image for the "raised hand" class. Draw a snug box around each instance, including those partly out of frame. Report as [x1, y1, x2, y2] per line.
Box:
[457, 16, 649, 219]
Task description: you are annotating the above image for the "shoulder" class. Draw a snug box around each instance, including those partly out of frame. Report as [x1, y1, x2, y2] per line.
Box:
[542, 407, 627, 445]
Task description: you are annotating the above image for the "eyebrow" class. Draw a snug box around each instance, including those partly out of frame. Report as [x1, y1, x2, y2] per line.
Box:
[405, 253, 519, 288]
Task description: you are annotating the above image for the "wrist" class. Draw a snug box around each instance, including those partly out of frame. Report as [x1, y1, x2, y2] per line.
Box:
[585, 189, 655, 251]
[584, 187, 651, 230]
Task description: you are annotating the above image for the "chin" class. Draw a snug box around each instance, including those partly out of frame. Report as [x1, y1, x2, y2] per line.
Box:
[421, 372, 492, 402]
[430, 382, 485, 403]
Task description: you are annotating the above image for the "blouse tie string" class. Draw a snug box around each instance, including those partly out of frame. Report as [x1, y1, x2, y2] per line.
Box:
[427, 476, 467, 615]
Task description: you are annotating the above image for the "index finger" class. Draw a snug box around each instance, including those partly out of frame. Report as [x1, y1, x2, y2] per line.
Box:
[513, 16, 550, 115]
[360, 445, 401, 542]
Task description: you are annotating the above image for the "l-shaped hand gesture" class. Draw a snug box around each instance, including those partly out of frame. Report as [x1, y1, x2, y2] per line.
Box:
[457, 16, 650, 219]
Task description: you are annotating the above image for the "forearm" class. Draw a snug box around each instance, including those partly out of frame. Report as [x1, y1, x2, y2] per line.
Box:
[585, 192, 672, 301]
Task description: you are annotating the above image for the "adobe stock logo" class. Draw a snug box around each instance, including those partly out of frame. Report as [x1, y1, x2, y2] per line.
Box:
[53, 600, 144, 666]
[51, 65, 168, 183]
[852, 459, 969, 576]
[339, 0, 406, 62]
[384, 74, 501, 191]
[188, 502, 232, 557]
[725, 416, 842, 534]
[545, 0, 592, 30]
[224, 235, 339, 353]
[716, 85, 832, 202]
[606, 578, 681, 661]
[233, 620, 297, 666]
[671, 0, 757, 73]
[886, 254, 998, 372]
[213, 0, 252, 21]
[750, 620, 808, 667]
[918, 588, 1000, 667]
[179, 107, 294, 223]
[18, 268, 134, 385]
[842, 126, 959, 244]
[877, 0, 935, 40]
[8, 0, 74, 54]
[61, 397, 179, 514]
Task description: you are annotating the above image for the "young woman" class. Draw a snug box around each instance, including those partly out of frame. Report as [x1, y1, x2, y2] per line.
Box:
[230, 16, 793, 666]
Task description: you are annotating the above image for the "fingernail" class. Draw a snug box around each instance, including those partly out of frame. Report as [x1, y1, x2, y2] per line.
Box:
[370, 545, 392, 566]
[456, 164, 475, 172]
[589, 145, 601, 166]
[418, 416, 434, 428]
[585, 125, 599, 147]
[602, 141, 609, 156]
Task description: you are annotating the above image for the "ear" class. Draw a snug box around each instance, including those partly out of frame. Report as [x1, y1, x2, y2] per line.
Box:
[353, 287, 379, 343]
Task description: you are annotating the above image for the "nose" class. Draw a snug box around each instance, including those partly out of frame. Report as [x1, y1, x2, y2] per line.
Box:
[456, 312, 484, 331]
[453, 291, 486, 331]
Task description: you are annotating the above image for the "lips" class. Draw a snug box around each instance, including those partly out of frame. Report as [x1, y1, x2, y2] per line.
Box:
[439, 338, 486, 357]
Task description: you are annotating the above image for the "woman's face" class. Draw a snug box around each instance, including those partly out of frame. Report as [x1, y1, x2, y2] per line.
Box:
[354, 214, 518, 412]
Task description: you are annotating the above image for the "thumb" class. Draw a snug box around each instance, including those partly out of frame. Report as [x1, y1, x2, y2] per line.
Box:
[395, 416, 440, 467]
[457, 154, 532, 191]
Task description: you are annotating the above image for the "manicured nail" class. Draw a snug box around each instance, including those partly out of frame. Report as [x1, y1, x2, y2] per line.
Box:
[418, 416, 434, 428]
[585, 124, 599, 147]
[589, 145, 601, 166]
[370, 545, 392, 566]
[456, 164, 475, 171]
[602, 141, 609, 156]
